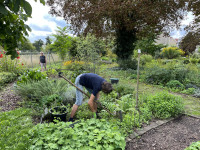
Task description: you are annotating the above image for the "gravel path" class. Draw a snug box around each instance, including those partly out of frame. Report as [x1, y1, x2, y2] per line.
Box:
[0, 83, 22, 112]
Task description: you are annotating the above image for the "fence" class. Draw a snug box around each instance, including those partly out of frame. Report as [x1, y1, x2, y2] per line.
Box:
[20, 51, 60, 68]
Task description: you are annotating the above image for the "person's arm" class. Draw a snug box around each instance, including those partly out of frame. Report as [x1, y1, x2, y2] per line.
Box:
[88, 94, 96, 112]
[95, 92, 100, 100]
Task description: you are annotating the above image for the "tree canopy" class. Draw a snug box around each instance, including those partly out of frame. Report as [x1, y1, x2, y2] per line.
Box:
[179, 32, 200, 54]
[0, 0, 45, 59]
[47, 0, 190, 61]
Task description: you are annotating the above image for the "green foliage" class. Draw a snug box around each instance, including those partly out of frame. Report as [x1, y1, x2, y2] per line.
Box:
[0, 0, 44, 59]
[0, 72, 17, 89]
[145, 62, 188, 85]
[29, 119, 126, 150]
[19, 38, 35, 50]
[144, 91, 184, 119]
[145, 66, 172, 85]
[17, 70, 47, 84]
[33, 39, 44, 51]
[41, 94, 63, 107]
[194, 88, 200, 98]
[0, 108, 33, 150]
[51, 26, 72, 61]
[0, 54, 25, 74]
[113, 84, 135, 97]
[161, 47, 185, 59]
[15, 79, 68, 102]
[68, 37, 78, 57]
[134, 34, 165, 56]
[185, 141, 200, 150]
[181, 88, 196, 95]
[166, 80, 184, 90]
[76, 34, 105, 62]
[118, 58, 137, 70]
[140, 54, 153, 65]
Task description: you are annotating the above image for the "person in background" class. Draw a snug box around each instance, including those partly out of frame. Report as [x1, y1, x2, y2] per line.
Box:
[69, 73, 113, 122]
[39, 52, 46, 72]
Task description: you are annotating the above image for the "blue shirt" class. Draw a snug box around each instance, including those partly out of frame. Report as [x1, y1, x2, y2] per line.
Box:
[79, 73, 105, 96]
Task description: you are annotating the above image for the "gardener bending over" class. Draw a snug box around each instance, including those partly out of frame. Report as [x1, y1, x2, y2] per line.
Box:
[39, 52, 46, 72]
[69, 73, 113, 122]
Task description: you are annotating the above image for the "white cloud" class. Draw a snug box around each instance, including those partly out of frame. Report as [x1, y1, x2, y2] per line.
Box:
[26, 0, 67, 42]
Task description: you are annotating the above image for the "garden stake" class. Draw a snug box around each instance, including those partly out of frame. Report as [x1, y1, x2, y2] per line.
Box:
[58, 72, 117, 118]
[134, 49, 141, 126]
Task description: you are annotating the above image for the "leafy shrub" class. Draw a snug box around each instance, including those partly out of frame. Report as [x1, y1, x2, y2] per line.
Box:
[113, 83, 135, 97]
[145, 91, 184, 119]
[17, 70, 47, 85]
[0, 52, 25, 74]
[41, 94, 63, 107]
[64, 60, 85, 71]
[101, 56, 110, 61]
[118, 58, 137, 70]
[189, 58, 199, 64]
[161, 47, 185, 59]
[0, 72, 17, 89]
[181, 88, 196, 95]
[140, 54, 153, 65]
[0, 108, 33, 150]
[194, 88, 200, 98]
[15, 79, 68, 102]
[63, 86, 76, 105]
[145, 66, 172, 85]
[29, 119, 126, 150]
[185, 141, 200, 150]
[166, 80, 184, 90]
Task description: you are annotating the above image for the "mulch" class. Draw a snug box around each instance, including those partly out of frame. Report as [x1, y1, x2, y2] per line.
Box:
[126, 115, 200, 150]
[0, 83, 22, 112]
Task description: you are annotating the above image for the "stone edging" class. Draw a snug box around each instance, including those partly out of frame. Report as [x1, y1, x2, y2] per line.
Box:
[126, 115, 183, 142]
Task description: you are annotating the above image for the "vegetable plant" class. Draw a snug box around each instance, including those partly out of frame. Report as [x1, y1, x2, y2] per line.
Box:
[29, 119, 126, 150]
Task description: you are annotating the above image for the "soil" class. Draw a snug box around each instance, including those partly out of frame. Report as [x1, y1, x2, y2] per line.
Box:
[0, 83, 22, 112]
[126, 115, 200, 150]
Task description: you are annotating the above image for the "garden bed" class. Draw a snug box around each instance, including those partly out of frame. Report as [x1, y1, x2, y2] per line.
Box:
[126, 115, 200, 150]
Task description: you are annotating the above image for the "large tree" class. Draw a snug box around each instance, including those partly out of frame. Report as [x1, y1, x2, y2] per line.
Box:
[47, 0, 189, 61]
[19, 38, 35, 51]
[51, 26, 72, 61]
[33, 39, 44, 51]
[179, 32, 200, 54]
[0, 0, 45, 59]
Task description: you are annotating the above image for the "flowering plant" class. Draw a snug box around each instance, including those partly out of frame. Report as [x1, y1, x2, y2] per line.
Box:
[161, 47, 185, 59]
[0, 50, 25, 74]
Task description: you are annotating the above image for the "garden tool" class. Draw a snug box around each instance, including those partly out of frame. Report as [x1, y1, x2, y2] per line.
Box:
[58, 72, 122, 120]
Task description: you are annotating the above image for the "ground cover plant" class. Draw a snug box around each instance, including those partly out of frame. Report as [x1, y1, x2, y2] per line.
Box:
[29, 119, 126, 150]
[0, 72, 17, 90]
[185, 141, 200, 150]
[0, 108, 33, 150]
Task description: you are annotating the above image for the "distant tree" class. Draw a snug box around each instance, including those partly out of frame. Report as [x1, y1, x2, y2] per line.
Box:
[0, 0, 45, 59]
[76, 34, 106, 62]
[45, 36, 51, 45]
[19, 38, 35, 51]
[51, 26, 72, 61]
[47, 0, 189, 64]
[179, 32, 200, 54]
[33, 39, 44, 51]
[134, 33, 166, 56]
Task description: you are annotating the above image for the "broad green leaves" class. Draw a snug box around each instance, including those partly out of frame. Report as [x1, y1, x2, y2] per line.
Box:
[0, 0, 45, 59]
[29, 119, 126, 150]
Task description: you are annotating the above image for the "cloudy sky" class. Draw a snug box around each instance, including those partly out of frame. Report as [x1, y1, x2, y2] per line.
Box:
[26, 0, 194, 43]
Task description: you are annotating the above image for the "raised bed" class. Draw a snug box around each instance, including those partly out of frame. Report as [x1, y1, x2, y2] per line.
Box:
[126, 115, 200, 150]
